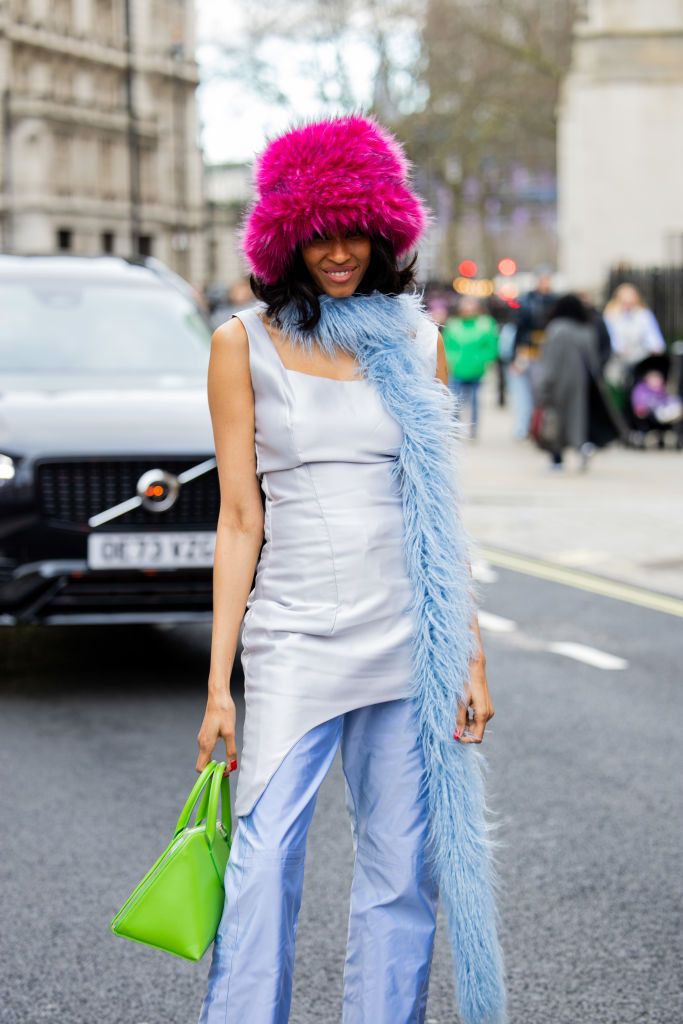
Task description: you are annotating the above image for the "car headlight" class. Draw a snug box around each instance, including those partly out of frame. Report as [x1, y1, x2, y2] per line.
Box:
[0, 454, 15, 482]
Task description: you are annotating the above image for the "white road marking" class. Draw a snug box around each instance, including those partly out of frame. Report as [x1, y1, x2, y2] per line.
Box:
[478, 612, 629, 671]
[472, 559, 499, 583]
[478, 611, 517, 633]
[480, 545, 683, 619]
[553, 549, 607, 568]
[545, 641, 628, 671]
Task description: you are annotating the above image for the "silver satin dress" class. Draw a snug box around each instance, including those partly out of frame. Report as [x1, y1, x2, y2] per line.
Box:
[233, 305, 439, 818]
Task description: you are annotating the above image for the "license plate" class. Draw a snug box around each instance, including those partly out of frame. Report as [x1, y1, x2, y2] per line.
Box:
[87, 531, 216, 569]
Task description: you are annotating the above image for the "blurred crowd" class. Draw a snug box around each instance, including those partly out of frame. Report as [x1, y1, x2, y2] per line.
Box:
[195, 274, 683, 470]
[430, 276, 683, 469]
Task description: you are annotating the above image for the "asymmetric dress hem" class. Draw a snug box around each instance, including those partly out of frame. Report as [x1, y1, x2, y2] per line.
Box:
[232, 305, 439, 818]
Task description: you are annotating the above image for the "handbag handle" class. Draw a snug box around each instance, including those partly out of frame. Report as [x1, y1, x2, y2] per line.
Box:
[173, 760, 217, 836]
[173, 761, 232, 849]
[204, 761, 232, 851]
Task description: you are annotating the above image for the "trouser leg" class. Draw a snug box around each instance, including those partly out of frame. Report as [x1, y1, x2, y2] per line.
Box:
[518, 367, 533, 436]
[460, 381, 474, 432]
[198, 715, 343, 1024]
[340, 698, 439, 1024]
[448, 378, 464, 421]
[470, 380, 480, 437]
[507, 365, 532, 438]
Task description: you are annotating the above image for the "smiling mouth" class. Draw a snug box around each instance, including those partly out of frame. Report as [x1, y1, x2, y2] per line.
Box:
[323, 267, 358, 282]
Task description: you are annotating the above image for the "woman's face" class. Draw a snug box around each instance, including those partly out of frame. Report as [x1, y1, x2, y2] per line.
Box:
[300, 230, 372, 297]
[617, 284, 640, 310]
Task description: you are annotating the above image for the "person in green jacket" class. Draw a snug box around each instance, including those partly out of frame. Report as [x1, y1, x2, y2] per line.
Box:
[442, 297, 499, 438]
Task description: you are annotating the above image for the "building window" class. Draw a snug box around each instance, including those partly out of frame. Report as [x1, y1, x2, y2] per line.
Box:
[52, 0, 73, 34]
[94, 0, 118, 45]
[57, 228, 73, 251]
[137, 234, 153, 257]
[98, 137, 115, 198]
[139, 147, 157, 203]
[14, 51, 30, 93]
[53, 132, 72, 195]
[101, 231, 115, 253]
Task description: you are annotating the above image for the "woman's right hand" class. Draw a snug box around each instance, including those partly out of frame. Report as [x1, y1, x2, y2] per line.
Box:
[196, 688, 238, 776]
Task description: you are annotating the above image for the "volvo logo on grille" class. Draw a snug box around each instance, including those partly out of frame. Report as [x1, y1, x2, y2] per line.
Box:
[136, 469, 180, 512]
[88, 457, 216, 528]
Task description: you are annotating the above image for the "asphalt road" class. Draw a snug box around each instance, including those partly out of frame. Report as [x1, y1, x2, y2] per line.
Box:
[1, 568, 681, 1024]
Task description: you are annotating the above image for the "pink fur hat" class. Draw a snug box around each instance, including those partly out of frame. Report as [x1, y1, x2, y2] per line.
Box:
[241, 114, 431, 284]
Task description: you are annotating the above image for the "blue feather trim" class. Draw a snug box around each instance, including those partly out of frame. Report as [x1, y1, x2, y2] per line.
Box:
[276, 289, 508, 1024]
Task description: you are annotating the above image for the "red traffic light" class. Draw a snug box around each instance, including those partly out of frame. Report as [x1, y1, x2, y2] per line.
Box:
[497, 258, 517, 276]
[458, 259, 478, 278]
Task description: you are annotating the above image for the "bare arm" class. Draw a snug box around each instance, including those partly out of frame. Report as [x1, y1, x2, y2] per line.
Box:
[196, 316, 265, 774]
[436, 331, 495, 744]
[436, 329, 449, 387]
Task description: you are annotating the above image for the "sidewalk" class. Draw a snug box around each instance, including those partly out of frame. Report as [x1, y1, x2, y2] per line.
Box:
[458, 376, 683, 599]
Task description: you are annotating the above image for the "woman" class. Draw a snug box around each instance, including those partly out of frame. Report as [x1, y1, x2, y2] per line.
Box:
[536, 294, 618, 470]
[442, 296, 499, 439]
[195, 115, 507, 1024]
[603, 283, 666, 385]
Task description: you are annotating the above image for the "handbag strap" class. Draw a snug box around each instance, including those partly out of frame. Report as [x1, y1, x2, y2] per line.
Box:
[174, 760, 216, 836]
[204, 762, 232, 850]
[173, 760, 232, 848]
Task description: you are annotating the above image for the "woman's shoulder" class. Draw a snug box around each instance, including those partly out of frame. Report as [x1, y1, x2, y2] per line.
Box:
[209, 313, 250, 370]
[212, 303, 269, 344]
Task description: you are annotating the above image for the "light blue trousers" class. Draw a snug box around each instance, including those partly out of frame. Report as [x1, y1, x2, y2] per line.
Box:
[505, 364, 534, 439]
[449, 378, 481, 436]
[198, 697, 439, 1024]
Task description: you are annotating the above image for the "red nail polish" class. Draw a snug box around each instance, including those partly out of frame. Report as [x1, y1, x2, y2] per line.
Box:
[229, 759, 238, 772]
[453, 731, 460, 741]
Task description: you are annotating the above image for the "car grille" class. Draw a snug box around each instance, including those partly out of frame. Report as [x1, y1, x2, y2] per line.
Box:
[35, 457, 220, 528]
[42, 571, 214, 617]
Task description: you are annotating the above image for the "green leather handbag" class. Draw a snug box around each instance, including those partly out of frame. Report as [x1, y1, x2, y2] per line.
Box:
[110, 760, 232, 961]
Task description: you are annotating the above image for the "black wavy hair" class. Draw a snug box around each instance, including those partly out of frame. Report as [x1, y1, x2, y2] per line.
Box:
[249, 234, 417, 332]
[546, 293, 590, 325]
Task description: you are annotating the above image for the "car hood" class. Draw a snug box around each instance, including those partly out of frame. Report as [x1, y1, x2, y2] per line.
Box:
[0, 375, 214, 457]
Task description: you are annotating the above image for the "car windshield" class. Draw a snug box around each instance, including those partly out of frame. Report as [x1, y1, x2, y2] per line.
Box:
[0, 279, 212, 374]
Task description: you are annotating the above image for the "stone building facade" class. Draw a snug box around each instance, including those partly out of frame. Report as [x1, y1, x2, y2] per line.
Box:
[0, 0, 207, 284]
[204, 160, 251, 294]
[558, 0, 683, 293]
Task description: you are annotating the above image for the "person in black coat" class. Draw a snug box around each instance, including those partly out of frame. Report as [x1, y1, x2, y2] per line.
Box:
[535, 294, 623, 470]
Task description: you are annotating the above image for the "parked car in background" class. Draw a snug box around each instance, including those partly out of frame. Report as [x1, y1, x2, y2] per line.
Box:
[0, 254, 222, 625]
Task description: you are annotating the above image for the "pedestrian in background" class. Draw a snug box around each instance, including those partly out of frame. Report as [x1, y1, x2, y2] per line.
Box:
[578, 289, 613, 371]
[442, 296, 499, 439]
[508, 272, 557, 439]
[535, 294, 616, 471]
[603, 283, 666, 390]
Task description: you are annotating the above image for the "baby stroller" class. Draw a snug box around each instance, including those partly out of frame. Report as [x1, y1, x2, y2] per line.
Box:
[624, 353, 683, 449]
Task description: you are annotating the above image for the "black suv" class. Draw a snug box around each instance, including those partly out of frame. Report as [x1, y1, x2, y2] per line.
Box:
[0, 254, 220, 625]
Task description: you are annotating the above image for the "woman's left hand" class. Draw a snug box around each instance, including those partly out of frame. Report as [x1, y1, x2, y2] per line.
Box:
[455, 656, 495, 743]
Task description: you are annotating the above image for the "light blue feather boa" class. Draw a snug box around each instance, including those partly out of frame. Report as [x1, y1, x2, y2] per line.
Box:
[276, 288, 508, 1024]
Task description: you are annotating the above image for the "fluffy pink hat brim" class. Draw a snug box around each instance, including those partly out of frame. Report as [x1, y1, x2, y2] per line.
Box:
[241, 114, 430, 284]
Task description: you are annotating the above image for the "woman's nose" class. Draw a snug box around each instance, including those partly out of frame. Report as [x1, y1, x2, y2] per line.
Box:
[328, 237, 351, 261]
